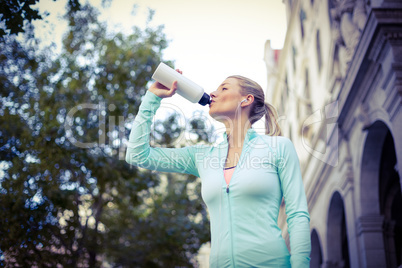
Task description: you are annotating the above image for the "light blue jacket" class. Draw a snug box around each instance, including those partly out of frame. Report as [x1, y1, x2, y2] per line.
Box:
[126, 91, 311, 267]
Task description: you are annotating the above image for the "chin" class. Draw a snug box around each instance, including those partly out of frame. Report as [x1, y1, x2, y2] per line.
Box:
[209, 112, 225, 124]
[209, 110, 218, 120]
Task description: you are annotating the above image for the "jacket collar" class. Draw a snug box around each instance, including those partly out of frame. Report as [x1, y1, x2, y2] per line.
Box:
[216, 128, 259, 169]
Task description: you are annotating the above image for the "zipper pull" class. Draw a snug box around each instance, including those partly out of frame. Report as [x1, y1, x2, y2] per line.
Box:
[226, 185, 229, 193]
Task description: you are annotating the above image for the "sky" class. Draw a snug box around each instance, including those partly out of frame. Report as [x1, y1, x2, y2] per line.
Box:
[34, 0, 287, 136]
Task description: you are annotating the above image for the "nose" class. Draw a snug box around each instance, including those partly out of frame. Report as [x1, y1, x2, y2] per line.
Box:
[210, 90, 217, 99]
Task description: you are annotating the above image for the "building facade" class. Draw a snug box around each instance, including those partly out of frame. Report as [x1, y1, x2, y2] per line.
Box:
[265, 0, 402, 267]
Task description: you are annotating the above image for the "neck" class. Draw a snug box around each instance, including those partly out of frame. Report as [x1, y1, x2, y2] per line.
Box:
[224, 116, 251, 149]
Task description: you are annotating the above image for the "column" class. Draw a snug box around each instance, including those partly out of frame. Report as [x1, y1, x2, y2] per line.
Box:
[356, 215, 387, 268]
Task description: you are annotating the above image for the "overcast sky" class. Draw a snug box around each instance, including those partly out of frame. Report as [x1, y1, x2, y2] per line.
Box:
[34, 0, 287, 135]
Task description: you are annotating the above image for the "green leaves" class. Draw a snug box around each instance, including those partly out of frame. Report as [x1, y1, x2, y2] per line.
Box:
[1, 2, 210, 267]
[0, 0, 82, 38]
[0, 0, 42, 36]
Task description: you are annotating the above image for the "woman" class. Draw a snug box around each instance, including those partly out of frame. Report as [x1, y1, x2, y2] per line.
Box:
[126, 71, 311, 267]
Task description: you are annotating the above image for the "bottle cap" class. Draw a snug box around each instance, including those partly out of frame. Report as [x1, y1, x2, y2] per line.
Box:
[198, 93, 211, 106]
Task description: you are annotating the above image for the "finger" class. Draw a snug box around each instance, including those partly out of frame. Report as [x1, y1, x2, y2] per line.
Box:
[167, 81, 178, 96]
[154, 81, 168, 90]
[172, 81, 178, 91]
[175, 69, 182, 75]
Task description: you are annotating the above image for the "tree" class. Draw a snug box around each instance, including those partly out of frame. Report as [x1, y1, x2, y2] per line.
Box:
[102, 113, 212, 267]
[0, 0, 81, 37]
[0, 3, 210, 267]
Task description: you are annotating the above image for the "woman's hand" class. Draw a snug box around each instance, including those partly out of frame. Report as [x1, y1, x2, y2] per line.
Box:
[149, 69, 182, 98]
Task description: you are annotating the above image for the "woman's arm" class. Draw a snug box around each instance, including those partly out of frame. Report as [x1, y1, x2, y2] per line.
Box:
[277, 137, 311, 267]
[125, 80, 199, 177]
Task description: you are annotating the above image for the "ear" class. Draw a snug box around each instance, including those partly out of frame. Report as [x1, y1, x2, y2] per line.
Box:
[241, 94, 254, 107]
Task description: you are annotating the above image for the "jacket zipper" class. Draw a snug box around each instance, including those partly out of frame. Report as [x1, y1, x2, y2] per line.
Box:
[224, 144, 236, 267]
[223, 135, 251, 267]
[226, 183, 235, 267]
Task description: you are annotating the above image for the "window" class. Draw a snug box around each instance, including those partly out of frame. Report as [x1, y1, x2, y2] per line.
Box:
[285, 75, 290, 99]
[300, 8, 306, 39]
[316, 30, 322, 72]
[328, 0, 334, 25]
[332, 44, 341, 80]
[304, 69, 312, 114]
[300, 69, 313, 140]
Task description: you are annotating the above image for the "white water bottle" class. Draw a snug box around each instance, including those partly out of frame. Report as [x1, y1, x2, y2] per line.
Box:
[152, 62, 211, 106]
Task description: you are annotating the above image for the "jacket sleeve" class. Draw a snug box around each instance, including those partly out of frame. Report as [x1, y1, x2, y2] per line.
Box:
[277, 137, 311, 267]
[125, 90, 199, 177]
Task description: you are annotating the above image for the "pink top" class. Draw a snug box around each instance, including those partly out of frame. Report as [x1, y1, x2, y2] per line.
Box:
[223, 167, 236, 185]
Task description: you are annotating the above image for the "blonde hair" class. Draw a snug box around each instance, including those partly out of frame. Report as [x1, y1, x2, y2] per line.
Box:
[228, 75, 282, 136]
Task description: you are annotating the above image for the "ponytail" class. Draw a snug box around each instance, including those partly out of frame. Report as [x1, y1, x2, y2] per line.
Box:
[264, 102, 282, 136]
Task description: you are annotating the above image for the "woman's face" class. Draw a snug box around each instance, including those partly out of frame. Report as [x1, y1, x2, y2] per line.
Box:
[208, 78, 245, 121]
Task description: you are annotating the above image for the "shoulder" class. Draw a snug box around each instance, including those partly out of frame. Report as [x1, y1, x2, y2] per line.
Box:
[256, 135, 294, 149]
[257, 135, 298, 162]
[248, 135, 297, 169]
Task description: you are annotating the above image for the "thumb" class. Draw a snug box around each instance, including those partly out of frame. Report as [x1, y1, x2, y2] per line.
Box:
[167, 81, 178, 97]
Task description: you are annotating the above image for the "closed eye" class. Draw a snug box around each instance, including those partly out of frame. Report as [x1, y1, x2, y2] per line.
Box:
[222, 87, 228, 91]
